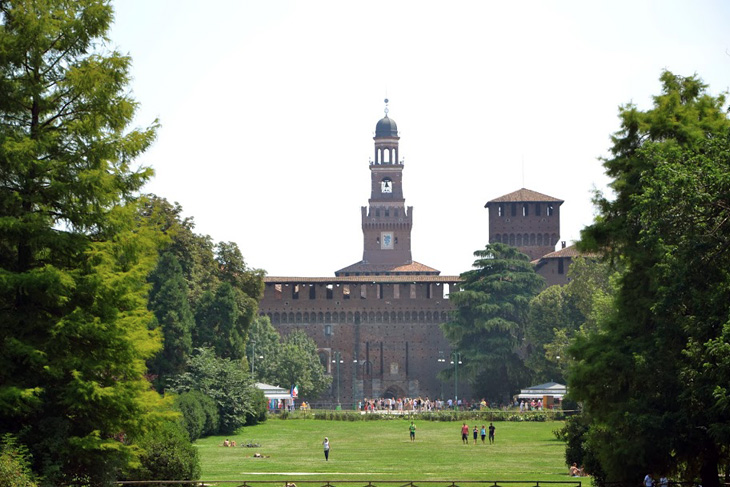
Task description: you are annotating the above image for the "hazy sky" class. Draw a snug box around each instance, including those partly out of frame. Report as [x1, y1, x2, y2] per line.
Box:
[109, 1, 730, 277]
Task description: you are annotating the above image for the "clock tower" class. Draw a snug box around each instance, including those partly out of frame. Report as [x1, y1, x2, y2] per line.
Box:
[336, 100, 438, 276]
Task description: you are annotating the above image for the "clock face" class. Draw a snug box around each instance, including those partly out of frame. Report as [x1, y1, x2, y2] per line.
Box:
[381, 232, 394, 249]
[381, 179, 392, 193]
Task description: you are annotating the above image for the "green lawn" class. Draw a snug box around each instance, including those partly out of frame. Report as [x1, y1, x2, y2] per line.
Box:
[195, 418, 573, 482]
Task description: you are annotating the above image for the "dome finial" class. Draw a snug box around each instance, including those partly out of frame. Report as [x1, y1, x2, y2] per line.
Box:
[384, 98, 389, 116]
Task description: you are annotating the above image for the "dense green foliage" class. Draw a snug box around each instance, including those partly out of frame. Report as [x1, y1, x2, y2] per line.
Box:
[143, 196, 265, 388]
[170, 348, 266, 434]
[122, 420, 200, 484]
[248, 317, 332, 400]
[525, 257, 618, 384]
[0, 435, 37, 487]
[553, 415, 604, 483]
[148, 252, 195, 387]
[572, 71, 730, 486]
[174, 391, 219, 441]
[442, 243, 544, 402]
[0, 1, 171, 484]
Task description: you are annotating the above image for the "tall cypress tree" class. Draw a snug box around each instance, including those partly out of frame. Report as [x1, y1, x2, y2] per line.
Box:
[148, 252, 194, 390]
[0, 1, 164, 484]
[441, 243, 544, 402]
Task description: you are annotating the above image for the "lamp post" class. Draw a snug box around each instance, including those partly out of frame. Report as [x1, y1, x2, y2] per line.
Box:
[250, 341, 264, 378]
[437, 351, 446, 400]
[450, 352, 462, 409]
[331, 351, 344, 408]
[353, 358, 360, 410]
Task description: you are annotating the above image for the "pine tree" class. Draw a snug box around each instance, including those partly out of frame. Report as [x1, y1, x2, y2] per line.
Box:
[0, 1, 165, 484]
[441, 243, 544, 401]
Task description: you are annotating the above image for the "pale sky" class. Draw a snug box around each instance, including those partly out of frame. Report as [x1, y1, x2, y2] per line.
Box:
[109, 1, 730, 278]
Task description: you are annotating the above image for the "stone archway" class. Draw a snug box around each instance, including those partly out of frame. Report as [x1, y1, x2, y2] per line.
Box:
[382, 384, 407, 399]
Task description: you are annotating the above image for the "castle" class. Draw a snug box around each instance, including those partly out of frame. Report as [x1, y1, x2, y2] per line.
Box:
[258, 103, 568, 404]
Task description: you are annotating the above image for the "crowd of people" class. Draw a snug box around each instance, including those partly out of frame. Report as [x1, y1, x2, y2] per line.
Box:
[357, 397, 511, 412]
[518, 399, 546, 411]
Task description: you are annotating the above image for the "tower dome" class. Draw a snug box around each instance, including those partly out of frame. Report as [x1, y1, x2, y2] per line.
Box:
[375, 115, 398, 137]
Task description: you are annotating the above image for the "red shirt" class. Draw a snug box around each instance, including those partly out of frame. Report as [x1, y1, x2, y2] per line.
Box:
[461, 425, 469, 435]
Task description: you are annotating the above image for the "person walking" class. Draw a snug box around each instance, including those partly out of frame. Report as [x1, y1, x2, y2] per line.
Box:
[473, 425, 478, 445]
[409, 421, 417, 441]
[461, 423, 469, 444]
[488, 423, 495, 444]
[644, 473, 654, 487]
[323, 437, 330, 461]
[480, 425, 487, 444]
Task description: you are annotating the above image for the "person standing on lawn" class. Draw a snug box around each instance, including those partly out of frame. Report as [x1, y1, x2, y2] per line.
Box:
[323, 437, 330, 461]
[488, 423, 496, 444]
[409, 421, 417, 441]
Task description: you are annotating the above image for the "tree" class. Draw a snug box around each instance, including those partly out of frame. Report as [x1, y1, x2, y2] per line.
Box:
[141, 198, 265, 363]
[170, 348, 264, 434]
[248, 319, 331, 400]
[246, 315, 282, 381]
[441, 243, 544, 402]
[572, 71, 730, 486]
[148, 252, 194, 389]
[246, 317, 331, 400]
[525, 285, 579, 384]
[525, 257, 618, 383]
[270, 331, 332, 400]
[194, 283, 243, 359]
[0, 1, 166, 484]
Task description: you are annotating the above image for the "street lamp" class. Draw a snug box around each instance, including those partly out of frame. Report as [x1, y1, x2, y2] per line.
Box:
[437, 351, 446, 400]
[331, 351, 344, 408]
[450, 352, 462, 409]
[250, 341, 264, 377]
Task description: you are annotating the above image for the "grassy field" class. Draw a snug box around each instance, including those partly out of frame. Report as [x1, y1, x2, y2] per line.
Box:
[195, 418, 572, 482]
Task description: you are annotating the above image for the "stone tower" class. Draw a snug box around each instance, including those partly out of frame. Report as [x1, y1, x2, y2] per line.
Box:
[485, 188, 564, 260]
[337, 100, 437, 276]
[259, 102, 461, 405]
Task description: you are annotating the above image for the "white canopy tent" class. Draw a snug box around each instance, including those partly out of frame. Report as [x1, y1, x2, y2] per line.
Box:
[517, 381, 567, 400]
[255, 382, 295, 410]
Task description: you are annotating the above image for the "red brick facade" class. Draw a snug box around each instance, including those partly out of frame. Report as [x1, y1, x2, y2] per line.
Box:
[258, 105, 572, 405]
[259, 276, 460, 403]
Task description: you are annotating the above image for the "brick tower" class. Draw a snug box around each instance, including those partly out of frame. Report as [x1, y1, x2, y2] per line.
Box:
[259, 101, 461, 405]
[485, 188, 563, 260]
[336, 100, 438, 276]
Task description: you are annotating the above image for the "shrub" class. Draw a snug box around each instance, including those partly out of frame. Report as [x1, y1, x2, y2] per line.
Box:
[245, 388, 268, 426]
[174, 391, 219, 441]
[0, 435, 37, 487]
[123, 421, 200, 484]
[170, 348, 259, 434]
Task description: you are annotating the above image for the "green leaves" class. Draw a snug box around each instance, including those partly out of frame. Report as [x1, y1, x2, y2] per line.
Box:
[570, 71, 730, 484]
[442, 243, 544, 402]
[0, 1, 169, 483]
